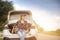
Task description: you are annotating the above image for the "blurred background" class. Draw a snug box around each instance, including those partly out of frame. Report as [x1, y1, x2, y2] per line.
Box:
[0, 0, 60, 40]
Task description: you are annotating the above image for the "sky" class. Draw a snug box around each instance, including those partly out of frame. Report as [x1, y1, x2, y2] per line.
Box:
[9, 0, 60, 31]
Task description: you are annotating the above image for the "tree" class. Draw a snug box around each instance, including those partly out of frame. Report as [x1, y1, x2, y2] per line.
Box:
[0, 0, 14, 26]
[0, 0, 14, 31]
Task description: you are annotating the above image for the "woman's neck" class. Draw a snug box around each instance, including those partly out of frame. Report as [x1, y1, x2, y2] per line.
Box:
[21, 20, 25, 23]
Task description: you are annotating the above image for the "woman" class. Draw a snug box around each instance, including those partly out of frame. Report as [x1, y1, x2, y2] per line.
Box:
[12, 15, 31, 40]
[17, 15, 27, 40]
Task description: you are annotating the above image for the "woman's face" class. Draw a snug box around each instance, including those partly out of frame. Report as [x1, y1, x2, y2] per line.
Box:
[21, 15, 25, 20]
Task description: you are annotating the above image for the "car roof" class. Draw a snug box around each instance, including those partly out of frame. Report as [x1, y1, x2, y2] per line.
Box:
[9, 11, 32, 15]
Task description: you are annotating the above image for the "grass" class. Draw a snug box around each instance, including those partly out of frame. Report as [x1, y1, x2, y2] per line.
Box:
[42, 29, 60, 36]
[0, 32, 3, 40]
[42, 31, 60, 36]
[0, 38, 3, 40]
[38, 29, 60, 36]
[38, 26, 60, 36]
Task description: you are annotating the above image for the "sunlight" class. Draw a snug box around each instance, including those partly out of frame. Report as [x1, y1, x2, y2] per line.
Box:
[13, 4, 60, 31]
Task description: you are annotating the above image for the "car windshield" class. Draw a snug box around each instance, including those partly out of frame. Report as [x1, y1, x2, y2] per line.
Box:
[9, 14, 20, 20]
[9, 14, 33, 24]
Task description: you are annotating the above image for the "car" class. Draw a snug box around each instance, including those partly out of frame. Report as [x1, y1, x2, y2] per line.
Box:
[3, 10, 38, 40]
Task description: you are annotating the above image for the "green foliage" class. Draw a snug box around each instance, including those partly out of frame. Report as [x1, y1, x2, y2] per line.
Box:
[0, 38, 3, 40]
[0, 20, 7, 31]
[0, 0, 14, 16]
[0, 0, 14, 27]
[0, 26, 4, 31]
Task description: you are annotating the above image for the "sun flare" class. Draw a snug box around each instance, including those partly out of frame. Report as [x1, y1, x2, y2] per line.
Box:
[13, 4, 60, 31]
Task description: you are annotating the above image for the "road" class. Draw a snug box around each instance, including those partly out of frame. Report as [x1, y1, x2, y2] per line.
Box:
[3, 30, 60, 40]
[35, 33, 60, 40]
